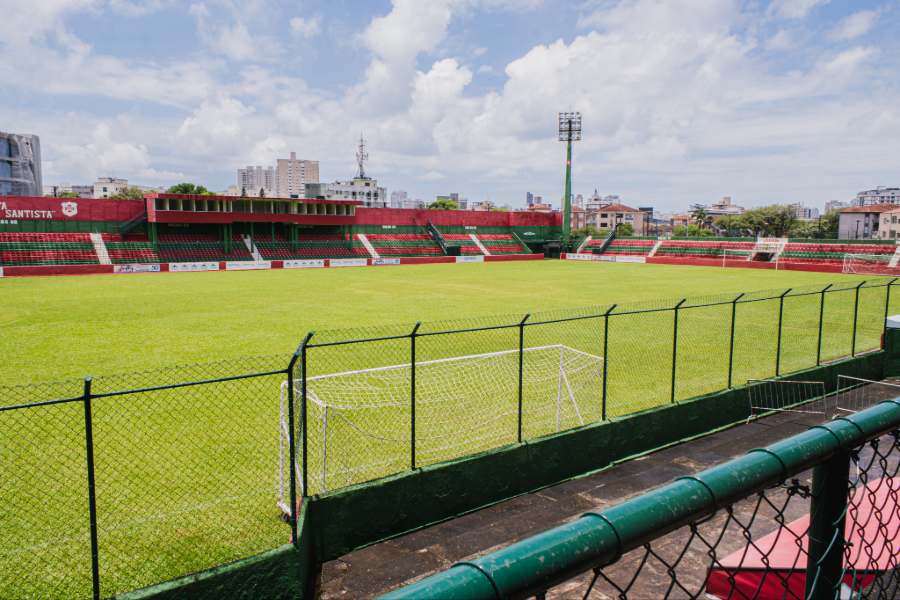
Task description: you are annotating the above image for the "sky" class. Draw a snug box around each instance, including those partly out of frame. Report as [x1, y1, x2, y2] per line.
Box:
[1, 0, 898, 211]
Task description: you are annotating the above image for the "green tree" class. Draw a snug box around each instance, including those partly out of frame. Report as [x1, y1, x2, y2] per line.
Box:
[110, 186, 146, 200]
[616, 222, 634, 236]
[428, 198, 459, 210]
[57, 191, 81, 198]
[691, 207, 712, 229]
[673, 224, 713, 237]
[167, 183, 211, 195]
[740, 205, 796, 237]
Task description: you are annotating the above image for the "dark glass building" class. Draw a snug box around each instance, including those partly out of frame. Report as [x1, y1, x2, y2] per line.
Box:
[0, 132, 42, 196]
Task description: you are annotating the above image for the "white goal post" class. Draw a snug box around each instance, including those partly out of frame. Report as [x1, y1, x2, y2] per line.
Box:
[277, 344, 603, 510]
[842, 253, 899, 275]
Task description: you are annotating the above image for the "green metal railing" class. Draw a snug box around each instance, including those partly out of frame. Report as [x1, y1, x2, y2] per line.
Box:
[382, 399, 900, 599]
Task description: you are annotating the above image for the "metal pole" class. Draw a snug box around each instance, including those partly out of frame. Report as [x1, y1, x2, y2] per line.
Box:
[775, 289, 792, 376]
[727, 293, 743, 389]
[805, 450, 851, 600]
[671, 299, 686, 403]
[82, 377, 100, 600]
[286, 335, 309, 544]
[410, 322, 421, 468]
[883, 278, 898, 344]
[517, 314, 530, 443]
[299, 332, 315, 498]
[817, 284, 832, 366]
[852, 281, 865, 356]
[563, 125, 573, 247]
[602, 305, 616, 420]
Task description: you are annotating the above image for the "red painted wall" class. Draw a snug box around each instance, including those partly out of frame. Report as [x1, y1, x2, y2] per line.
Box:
[0, 196, 144, 222]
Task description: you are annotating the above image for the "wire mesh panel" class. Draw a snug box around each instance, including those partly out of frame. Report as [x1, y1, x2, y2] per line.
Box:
[675, 302, 730, 401]
[857, 282, 890, 355]
[300, 335, 411, 495]
[732, 295, 780, 384]
[606, 308, 673, 415]
[779, 291, 822, 375]
[542, 479, 815, 599]
[0, 400, 92, 599]
[834, 376, 900, 417]
[842, 432, 900, 597]
[89, 361, 288, 597]
[747, 378, 827, 419]
[523, 313, 605, 438]
[821, 285, 857, 363]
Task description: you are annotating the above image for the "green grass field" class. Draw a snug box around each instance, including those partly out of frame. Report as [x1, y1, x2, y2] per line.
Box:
[1, 260, 896, 598]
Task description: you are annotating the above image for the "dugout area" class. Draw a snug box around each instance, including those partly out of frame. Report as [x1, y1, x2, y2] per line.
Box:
[121, 337, 897, 599]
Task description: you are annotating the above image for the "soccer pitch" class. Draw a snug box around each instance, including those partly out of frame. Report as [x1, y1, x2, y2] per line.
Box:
[1, 260, 896, 598]
[0, 260, 883, 382]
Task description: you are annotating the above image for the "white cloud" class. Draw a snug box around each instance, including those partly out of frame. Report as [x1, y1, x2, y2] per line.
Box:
[828, 10, 879, 41]
[767, 0, 829, 19]
[766, 29, 799, 51]
[289, 15, 321, 38]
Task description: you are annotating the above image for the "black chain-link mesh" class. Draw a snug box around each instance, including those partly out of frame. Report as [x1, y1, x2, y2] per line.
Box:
[535, 428, 900, 599]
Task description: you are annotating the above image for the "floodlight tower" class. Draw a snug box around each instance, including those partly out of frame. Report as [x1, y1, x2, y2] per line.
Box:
[558, 112, 582, 247]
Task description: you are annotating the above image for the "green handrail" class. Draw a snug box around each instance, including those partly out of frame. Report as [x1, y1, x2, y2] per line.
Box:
[380, 398, 900, 600]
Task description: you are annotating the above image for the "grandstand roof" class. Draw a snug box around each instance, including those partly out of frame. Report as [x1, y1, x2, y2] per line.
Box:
[839, 203, 896, 213]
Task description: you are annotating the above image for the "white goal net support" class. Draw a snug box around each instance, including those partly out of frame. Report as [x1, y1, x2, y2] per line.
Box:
[842, 253, 900, 276]
[747, 378, 828, 421]
[277, 344, 603, 509]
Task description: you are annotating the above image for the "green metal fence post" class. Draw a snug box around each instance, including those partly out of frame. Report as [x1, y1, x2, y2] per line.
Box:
[517, 314, 529, 443]
[82, 377, 100, 600]
[816, 284, 832, 366]
[884, 278, 898, 344]
[805, 449, 851, 600]
[775, 288, 792, 376]
[602, 305, 616, 420]
[286, 337, 308, 544]
[299, 332, 315, 498]
[851, 281, 865, 357]
[410, 322, 421, 468]
[727, 293, 744, 389]
[671, 299, 686, 403]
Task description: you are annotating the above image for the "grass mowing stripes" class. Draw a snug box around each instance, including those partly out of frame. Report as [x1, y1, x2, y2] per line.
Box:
[0, 260, 896, 598]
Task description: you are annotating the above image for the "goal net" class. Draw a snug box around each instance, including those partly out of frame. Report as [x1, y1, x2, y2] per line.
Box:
[842, 253, 899, 275]
[277, 344, 602, 508]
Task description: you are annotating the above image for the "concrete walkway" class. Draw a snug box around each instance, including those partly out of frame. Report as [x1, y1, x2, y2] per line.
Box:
[320, 411, 825, 598]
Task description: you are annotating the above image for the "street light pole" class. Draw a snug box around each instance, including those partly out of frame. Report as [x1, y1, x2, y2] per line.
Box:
[558, 112, 582, 249]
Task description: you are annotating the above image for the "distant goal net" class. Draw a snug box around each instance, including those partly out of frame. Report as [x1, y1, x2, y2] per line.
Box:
[277, 344, 603, 508]
[842, 253, 900, 275]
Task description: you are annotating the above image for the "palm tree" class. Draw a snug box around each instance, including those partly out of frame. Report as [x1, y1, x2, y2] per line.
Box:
[690, 205, 712, 229]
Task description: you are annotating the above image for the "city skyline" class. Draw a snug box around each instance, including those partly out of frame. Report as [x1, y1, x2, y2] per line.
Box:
[3, 0, 899, 210]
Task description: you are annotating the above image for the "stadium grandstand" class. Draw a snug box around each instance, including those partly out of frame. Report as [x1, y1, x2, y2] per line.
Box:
[0, 194, 554, 275]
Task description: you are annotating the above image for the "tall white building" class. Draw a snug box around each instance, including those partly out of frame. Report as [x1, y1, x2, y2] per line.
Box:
[789, 203, 820, 221]
[237, 165, 275, 196]
[276, 152, 319, 198]
[855, 187, 900, 207]
[93, 177, 129, 199]
[327, 178, 387, 207]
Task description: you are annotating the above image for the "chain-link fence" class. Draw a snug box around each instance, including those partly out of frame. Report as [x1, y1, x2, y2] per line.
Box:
[0, 357, 289, 599]
[382, 393, 900, 600]
[2, 279, 899, 598]
[291, 279, 899, 498]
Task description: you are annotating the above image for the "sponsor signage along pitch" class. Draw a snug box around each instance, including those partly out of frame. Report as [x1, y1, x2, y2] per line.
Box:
[373, 258, 401, 266]
[455, 255, 485, 263]
[169, 262, 220, 272]
[225, 261, 272, 271]
[283, 259, 326, 269]
[329, 258, 368, 268]
[113, 264, 162, 274]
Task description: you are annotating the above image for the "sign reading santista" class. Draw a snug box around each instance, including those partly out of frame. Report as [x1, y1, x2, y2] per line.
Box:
[0, 197, 144, 222]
